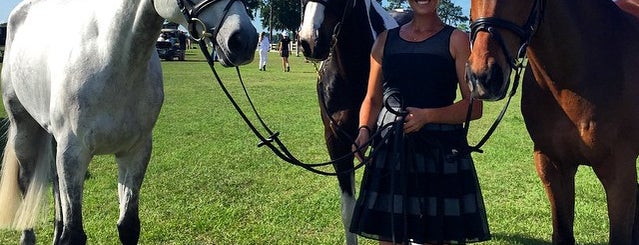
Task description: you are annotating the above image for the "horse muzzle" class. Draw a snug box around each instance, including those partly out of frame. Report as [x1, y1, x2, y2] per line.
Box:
[465, 61, 510, 101]
[214, 19, 258, 67]
[299, 30, 329, 61]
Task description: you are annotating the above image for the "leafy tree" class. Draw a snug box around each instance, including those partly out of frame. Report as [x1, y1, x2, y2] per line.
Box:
[437, 0, 469, 29]
[380, 0, 469, 31]
[244, 0, 261, 19]
[259, 0, 301, 36]
[386, 0, 408, 10]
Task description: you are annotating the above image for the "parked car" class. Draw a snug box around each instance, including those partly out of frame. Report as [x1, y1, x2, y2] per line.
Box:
[156, 28, 186, 61]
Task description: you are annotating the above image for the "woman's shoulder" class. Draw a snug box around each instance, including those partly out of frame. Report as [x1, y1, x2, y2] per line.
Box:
[449, 27, 469, 45]
[448, 27, 470, 60]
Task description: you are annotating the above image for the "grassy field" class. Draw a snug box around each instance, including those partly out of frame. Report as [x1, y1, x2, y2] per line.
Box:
[0, 49, 618, 244]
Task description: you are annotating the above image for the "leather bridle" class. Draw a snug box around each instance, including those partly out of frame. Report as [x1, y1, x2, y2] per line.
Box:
[463, 0, 545, 154]
[469, 0, 545, 69]
[177, 0, 247, 43]
[303, 0, 356, 57]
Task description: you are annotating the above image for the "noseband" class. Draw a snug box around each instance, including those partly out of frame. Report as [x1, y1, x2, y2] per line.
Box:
[469, 0, 545, 69]
[177, 0, 247, 43]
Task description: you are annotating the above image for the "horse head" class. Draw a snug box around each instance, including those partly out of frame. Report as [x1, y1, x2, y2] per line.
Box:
[465, 0, 543, 100]
[299, 0, 353, 61]
[154, 0, 258, 67]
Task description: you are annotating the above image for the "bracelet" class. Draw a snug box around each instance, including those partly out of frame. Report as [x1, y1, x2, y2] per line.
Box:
[358, 125, 372, 134]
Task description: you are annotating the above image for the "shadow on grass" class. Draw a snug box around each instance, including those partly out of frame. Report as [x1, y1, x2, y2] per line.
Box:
[492, 233, 606, 245]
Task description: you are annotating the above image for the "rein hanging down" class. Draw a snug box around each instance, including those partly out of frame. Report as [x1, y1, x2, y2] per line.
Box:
[195, 40, 395, 176]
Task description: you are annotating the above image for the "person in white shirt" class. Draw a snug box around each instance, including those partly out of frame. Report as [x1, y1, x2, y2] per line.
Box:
[258, 32, 270, 71]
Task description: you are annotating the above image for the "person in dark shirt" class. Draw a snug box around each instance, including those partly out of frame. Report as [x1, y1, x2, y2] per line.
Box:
[278, 32, 291, 72]
[350, 0, 490, 244]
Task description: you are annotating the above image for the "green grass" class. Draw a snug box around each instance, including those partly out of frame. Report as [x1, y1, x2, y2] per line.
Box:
[0, 49, 619, 244]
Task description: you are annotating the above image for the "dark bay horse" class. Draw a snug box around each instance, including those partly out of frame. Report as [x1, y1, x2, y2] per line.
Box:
[298, 1, 409, 244]
[465, 0, 639, 244]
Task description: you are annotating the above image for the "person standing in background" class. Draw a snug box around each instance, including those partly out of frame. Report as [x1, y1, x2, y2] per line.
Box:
[278, 32, 291, 72]
[258, 32, 270, 71]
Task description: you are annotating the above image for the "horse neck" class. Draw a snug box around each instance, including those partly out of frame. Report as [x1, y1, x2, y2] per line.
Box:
[331, 0, 388, 82]
[104, 0, 165, 66]
[528, 0, 631, 85]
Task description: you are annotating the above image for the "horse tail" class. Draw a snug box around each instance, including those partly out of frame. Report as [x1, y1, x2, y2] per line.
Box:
[0, 141, 21, 228]
[0, 119, 52, 230]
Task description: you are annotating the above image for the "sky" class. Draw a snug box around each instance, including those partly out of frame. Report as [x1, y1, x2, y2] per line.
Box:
[1, 0, 470, 28]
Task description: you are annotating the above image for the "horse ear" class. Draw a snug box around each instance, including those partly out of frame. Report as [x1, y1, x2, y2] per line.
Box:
[153, 0, 189, 27]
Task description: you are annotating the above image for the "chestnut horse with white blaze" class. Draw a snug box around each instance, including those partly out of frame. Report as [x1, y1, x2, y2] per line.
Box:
[466, 0, 639, 244]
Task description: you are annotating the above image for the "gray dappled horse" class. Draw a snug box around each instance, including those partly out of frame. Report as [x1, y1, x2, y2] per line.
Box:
[0, 0, 257, 244]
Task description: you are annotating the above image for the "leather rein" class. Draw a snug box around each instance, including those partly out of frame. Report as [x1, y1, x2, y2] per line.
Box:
[183, 0, 389, 176]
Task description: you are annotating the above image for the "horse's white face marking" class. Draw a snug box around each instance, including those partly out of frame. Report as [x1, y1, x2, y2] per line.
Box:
[300, 2, 325, 43]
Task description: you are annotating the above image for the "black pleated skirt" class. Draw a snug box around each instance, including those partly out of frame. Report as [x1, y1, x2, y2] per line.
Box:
[350, 119, 491, 244]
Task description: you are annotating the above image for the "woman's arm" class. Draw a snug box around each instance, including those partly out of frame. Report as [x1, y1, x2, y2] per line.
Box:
[353, 31, 388, 161]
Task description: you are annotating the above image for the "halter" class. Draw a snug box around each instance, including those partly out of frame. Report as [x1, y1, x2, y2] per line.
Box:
[464, 0, 545, 154]
[177, 0, 246, 43]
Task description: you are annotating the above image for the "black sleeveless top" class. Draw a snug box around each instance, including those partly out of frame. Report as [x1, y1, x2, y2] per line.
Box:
[382, 25, 457, 109]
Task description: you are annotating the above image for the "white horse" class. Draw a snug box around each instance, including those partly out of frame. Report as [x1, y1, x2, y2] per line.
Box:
[0, 0, 257, 244]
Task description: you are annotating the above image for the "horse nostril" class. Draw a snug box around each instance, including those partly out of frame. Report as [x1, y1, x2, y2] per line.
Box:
[227, 31, 250, 53]
[465, 62, 508, 101]
[300, 40, 312, 55]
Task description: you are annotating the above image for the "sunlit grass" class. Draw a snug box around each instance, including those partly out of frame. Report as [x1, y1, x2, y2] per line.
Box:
[0, 49, 618, 244]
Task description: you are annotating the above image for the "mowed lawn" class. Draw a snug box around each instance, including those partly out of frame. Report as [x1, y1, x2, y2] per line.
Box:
[0, 49, 622, 244]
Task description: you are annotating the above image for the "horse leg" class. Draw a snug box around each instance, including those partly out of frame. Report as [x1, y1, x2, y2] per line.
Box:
[323, 111, 358, 245]
[592, 155, 637, 245]
[533, 151, 577, 245]
[115, 138, 151, 245]
[633, 183, 639, 244]
[55, 138, 90, 245]
[52, 162, 63, 244]
[330, 145, 357, 245]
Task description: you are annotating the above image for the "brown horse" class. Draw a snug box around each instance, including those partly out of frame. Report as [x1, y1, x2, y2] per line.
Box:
[465, 0, 639, 244]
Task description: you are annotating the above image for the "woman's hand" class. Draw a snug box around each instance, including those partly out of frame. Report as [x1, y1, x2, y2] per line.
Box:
[352, 126, 371, 163]
[403, 107, 429, 133]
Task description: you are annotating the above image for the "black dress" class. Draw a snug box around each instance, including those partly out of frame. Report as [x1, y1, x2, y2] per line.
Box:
[349, 25, 491, 244]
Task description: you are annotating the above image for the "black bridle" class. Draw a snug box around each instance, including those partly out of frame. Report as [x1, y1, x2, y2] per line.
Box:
[307, 0, 368, 148]
[463, 0, 545, 154]
[177, 0, 246, 43]
[304, 0, 356, 58]
[469, 0, 545, 69]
